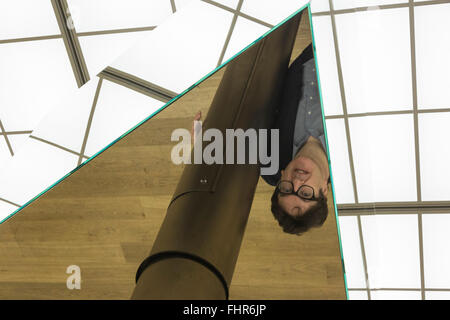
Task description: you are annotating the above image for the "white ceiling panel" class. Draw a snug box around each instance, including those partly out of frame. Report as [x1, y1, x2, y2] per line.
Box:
[174, 0, 196, 12]
[0, 0, 60, 40]
[31, 78, 101, 154]
[361, 214, 421, 288]
[349, 114, 416, 203]
[338, 216, 366, 288]
[0, 138, 78, 207]
[67, 0, 172, 32]
[240, 0, 309, 25]
[371, 290, 421, 300]
[425, 291, 450, 300]
[5, 134, 30, 159]
[222, 16, 270, 62]
[347, 290, 368, 300]
[0, 137, 12, 168]
[325, 119, 354, 204]
[418, 113, 450, 201]
[0, 39, 77, 132]
[335, 8, 412, 114]
[0, 200, 19, 224]
[311, 15, 343, 116]
[79, 30, 153, 77]
[422, 214, 450, 289]
[110, 0, 234, 93]
[84, 79, 164, 156]
[310, 0, 330, 13]
[213, 0, 240, 9]
[333, 0, 408, 10]
[415, 4, 450, 110]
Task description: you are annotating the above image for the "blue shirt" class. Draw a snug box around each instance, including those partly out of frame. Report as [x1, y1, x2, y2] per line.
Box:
[260, 46, 326, 187]
[292, 58, 326, 156]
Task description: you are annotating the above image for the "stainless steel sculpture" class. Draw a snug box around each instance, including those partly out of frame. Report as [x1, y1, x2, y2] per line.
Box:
[132, 11, 302, 300]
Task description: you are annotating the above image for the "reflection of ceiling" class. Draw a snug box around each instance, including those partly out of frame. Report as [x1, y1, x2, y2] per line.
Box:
[0, 0, 174, 165]
[4, 0, 447, 301]
[0, 0, 308, 218]
[311, 0, 450, 300]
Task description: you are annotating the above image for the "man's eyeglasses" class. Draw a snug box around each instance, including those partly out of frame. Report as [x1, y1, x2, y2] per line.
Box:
[276, 180, 319, 201]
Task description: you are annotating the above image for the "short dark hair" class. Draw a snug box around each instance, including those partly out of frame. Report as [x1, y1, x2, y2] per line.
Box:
[271, 188, 328, 235]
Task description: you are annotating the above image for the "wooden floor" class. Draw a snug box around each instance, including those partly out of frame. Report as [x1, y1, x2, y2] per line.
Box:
[0, 13, 346, 300]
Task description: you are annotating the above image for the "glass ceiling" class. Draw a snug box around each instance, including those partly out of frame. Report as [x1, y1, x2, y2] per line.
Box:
[311, 0, 450, 300]
[0, 0, 449, 300]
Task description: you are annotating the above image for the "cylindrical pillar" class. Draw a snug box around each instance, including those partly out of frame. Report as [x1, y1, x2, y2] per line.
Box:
[132, 11, 302, 300]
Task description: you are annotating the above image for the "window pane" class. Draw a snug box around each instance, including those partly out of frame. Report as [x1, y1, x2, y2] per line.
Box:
[0, 136, 13, 168]
[174, 0, 195, 12]
[0, 200, 19, 223]
[347, 290, 368, 300]
[361, 214, 421, 288]
[325, 119, 354, 204]
[311, 15, 343, 116]
[425, 291, 450, 300]
[418, 113, 450, 201]
[78, 30, 153, 77]
[240, 0, 309, 25]
[415, 3, 450, 109]
[0, 39, 77, 136]
[214, 0, 239, 9]
[84, 79, 164, 156]
[338, 216, 366, 288]
[349, 115, 416, 203]
[0, 0, 60, 40]
[310, 0, 330, 13]
[335, 8, 412, 114]
[422, 214, 450, 288]
[333, 0, 408, 10]
[32, 78, 101, 154]
[110, 1, 234, 93]
[0, 138, 78, 207]
[67, 0, 172, 32]
[222, 16, 270, 62]
[371, 290, 421, 300]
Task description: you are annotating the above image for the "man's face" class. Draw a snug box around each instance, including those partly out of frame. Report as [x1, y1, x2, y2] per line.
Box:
[278, 155, 328, 218]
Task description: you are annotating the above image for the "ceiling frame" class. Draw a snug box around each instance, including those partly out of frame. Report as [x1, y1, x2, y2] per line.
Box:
[51, 0, 90, 87]
[99, 67, 178, 103]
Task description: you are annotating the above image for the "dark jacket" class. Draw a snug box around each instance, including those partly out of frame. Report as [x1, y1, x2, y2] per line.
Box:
[261, 43, 314, 186]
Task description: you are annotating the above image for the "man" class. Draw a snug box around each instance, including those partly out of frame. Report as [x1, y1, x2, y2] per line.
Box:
[261, 43, 331, 235]
[190, 44, 329, 235]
